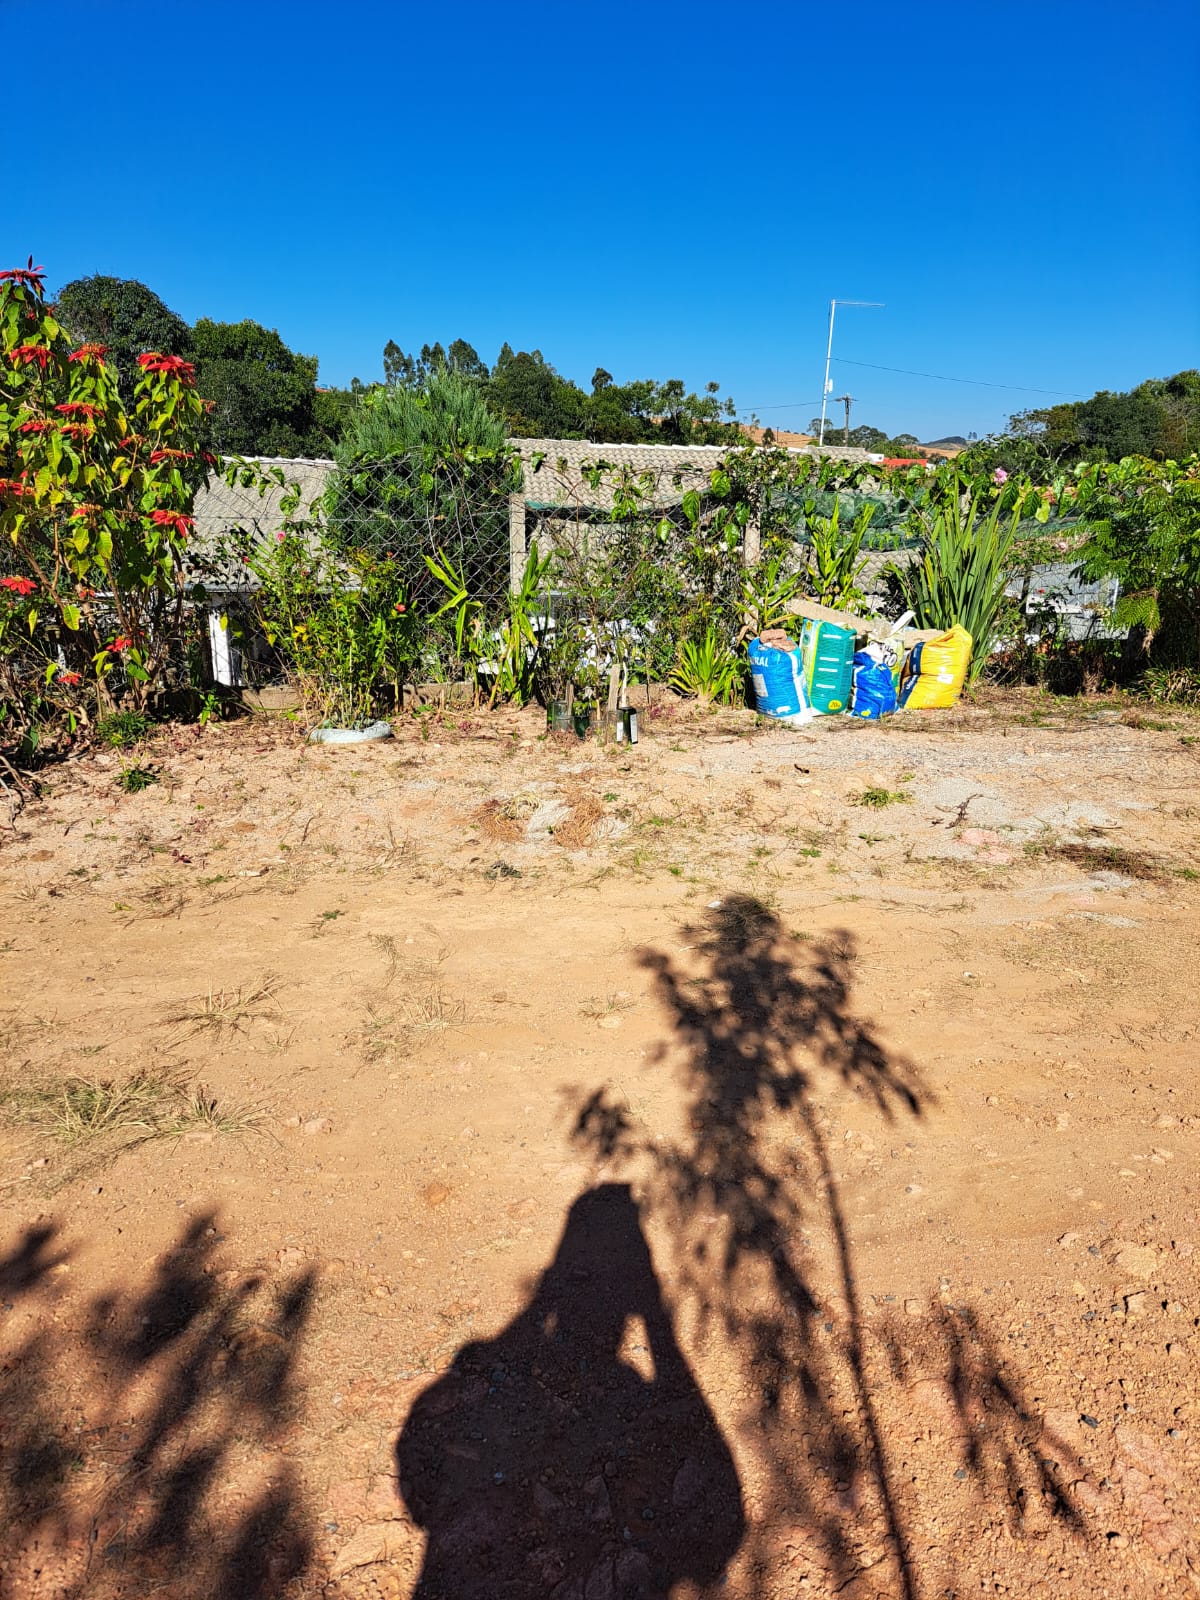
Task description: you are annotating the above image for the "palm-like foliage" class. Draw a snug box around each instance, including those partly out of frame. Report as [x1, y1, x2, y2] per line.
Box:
[890, 478, 1021, 680]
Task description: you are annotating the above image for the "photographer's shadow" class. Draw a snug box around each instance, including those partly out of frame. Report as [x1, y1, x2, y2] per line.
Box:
[396, 1183, 744, 1599]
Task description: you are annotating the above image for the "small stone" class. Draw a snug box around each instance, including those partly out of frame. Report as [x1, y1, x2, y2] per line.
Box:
[1123, 1292, 1147, 1316]
[1057, 1232, 1080, 1248]
[301, 1116, 331, 1136]
[597, 1015, 622, 1030]
[1113, 1244, 1158, 1279]
[423, 1182, 451, 1208]
[904, 1298, 922, 1316]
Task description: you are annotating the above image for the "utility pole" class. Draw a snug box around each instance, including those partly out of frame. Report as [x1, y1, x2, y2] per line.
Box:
[833, 393, 854, 446]
[818, 300, 883, 448]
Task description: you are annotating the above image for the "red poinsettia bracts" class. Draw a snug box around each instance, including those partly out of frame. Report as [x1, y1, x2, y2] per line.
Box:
[0, 576, 37, 596]
[149, 509, 194, 537]
[60, 423, 94, 439]
[68, 343, 109, 363]
[19, 420, 51, 434]
[150, 449, 195, 463]
[9, 344, 50, 369]
[0, 259, 46, 291]
[137, 353, 195, 385]
[55, 402, 102, 418]
[109, 636, 133, 653]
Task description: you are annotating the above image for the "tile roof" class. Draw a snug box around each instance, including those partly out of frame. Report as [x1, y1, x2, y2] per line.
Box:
[511, 437, 875, 510]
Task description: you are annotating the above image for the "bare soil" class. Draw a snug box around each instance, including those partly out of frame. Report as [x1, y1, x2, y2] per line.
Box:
[1, 688, 1198, 1600]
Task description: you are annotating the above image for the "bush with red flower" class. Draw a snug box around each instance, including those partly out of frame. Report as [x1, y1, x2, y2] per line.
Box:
[0, 259, 213, 749]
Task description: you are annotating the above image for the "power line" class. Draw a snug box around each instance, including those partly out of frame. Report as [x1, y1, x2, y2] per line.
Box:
[743, 365, 1085, 412]
[836, 359, 1085, 397]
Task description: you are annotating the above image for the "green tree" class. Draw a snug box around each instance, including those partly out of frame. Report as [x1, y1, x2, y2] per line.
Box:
[382, 338, 488, 388]
[487, 346, 590, 437]
[190, 318, 323, 457]
[54, 275, 191, 395]
[337, 368, 505, 460]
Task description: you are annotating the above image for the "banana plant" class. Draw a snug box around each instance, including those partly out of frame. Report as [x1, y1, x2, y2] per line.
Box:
[424, 546, 484, 688]
[488, 546, 554, 707]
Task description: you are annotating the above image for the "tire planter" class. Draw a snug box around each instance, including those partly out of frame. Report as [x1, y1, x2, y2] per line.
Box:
[308, 720, 393, 746]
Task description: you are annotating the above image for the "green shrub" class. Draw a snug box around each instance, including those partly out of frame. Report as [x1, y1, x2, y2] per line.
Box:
[96, 710, 151, 748]
[890, 477, 1022, 681]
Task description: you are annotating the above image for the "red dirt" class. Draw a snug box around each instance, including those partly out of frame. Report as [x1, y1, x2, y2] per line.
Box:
[1, 691, 1197, 1599]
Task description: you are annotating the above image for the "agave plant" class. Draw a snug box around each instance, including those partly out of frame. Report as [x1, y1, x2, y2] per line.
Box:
[889, 478, 1022, 680]
[670, 627, 743, 707]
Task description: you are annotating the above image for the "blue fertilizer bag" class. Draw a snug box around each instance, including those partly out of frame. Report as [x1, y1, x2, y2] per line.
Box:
[747, 637, 815, 724]
[850, 648, 899, 720]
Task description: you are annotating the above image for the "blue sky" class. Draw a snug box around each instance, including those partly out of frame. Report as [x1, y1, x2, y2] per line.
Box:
[5, 0, 1197, 440]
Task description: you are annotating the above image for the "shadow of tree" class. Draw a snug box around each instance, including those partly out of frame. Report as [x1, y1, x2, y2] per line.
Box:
[0, 1213, 315, 1600]
[567, 895, 1090, 1598]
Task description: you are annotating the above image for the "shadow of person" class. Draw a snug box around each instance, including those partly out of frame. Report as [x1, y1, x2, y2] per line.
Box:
[396, 1183, 744, 1599]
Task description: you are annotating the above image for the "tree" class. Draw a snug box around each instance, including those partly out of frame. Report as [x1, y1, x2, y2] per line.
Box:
[1, 260, 212, 733]
[189, 319, 323, 457]
[487, 347, 590, 438]
[962, 371, 1200, 475]
[337, 369, 506, 461]
[382, 338, 488, 388]
[54, 275, 190, 395]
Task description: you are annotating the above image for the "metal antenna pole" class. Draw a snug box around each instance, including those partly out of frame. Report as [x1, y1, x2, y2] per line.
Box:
[818, 300, 836, 448]
[817, 301, 883, 451]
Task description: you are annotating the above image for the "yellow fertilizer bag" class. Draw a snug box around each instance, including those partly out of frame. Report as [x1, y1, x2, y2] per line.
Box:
[899, 625, 973, 709]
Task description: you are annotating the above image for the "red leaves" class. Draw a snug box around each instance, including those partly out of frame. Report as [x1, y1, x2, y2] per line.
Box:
[150, 448, 194, 463]
[137, 353, 196, 386]
[0, 258, 46, 292]
[68, 343, 109, 363]
[149, 509, 194, 537]
[71, 503, 102, 519]
[0, 576, 37, 596]
[58, 670, 82, 687]
[19, 420, 50, 434]
[109, 635, 133, 653]
[60, 423, 94, 439]
[9, 344, 50, 369]
[55, 402, 102, 418]
[0, 478, 27, 496]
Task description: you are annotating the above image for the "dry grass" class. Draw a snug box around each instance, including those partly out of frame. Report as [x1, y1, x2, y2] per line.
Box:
[473, 791, 540, 843]
[579, 992, 634, 1020]
[1027, 840, 1171, 883]
[162, 974, 280, 1039]
[554, 791, 605, 850]
[0, 1070, 265, 1152]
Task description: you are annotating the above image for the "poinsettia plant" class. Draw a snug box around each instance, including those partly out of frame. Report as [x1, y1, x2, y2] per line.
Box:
[0, 259, 213, 744]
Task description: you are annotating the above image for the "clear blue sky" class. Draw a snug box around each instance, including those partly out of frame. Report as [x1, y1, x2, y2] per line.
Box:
[5, 0, 1197, 440]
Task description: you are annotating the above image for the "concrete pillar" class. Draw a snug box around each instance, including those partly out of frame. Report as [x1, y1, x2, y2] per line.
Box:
[743, 510, 762, 568]
[508, 493, 527, 593]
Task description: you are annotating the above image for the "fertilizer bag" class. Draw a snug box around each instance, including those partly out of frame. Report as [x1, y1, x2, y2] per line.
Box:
[899, 625, 973, 709]
[798, 617, 856, 714]
[850, 648, 899, 719]
[747, 637, 814, 724]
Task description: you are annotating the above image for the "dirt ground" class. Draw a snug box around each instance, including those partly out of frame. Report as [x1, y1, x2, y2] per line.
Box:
[1, 688, 1198, 1600]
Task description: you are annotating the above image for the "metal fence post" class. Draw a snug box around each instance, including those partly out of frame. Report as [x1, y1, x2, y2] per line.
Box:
[508, 493, 527, 593]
